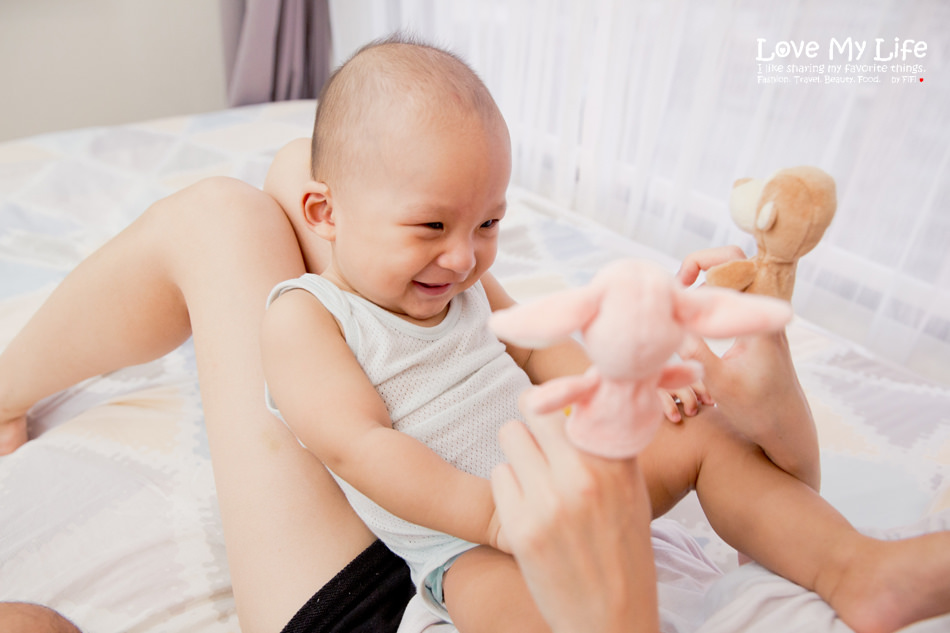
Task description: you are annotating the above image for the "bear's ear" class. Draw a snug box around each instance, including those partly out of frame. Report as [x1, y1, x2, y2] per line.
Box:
[729, 177, 767, 234]
[756, 200, 777, 231]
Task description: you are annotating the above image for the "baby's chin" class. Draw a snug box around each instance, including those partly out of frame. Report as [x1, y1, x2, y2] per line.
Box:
[390, 297, 453, 326]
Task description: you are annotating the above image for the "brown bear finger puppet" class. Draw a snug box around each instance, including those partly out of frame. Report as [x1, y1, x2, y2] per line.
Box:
[705, 166, 837, 301]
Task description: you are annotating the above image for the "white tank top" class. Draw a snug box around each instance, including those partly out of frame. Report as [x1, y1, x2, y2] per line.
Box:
[265, 274, 531, 587]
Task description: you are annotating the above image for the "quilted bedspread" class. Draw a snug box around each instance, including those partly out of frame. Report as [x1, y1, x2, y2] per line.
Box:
[2, 101, 948, 632]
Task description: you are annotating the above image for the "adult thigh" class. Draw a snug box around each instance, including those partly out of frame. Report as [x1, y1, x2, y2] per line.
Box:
[153, 177, 376, 633]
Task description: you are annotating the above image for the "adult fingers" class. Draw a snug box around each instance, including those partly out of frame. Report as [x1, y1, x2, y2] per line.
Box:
[676, 245, 747, 287]
[678, 335, 722, 391]
[517, 389, 575, 465]
[516, 393, 604, 499]
[490, 462, 522, 519]
[497, 418, 552, 496]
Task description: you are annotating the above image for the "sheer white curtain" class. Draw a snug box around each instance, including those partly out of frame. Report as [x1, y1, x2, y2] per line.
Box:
[329, 0, 950, 385]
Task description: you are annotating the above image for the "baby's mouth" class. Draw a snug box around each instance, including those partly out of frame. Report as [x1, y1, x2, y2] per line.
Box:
[413, 281, 452, 295]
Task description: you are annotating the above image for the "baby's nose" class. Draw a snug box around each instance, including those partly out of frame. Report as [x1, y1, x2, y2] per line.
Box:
[440, 237, 476, 274]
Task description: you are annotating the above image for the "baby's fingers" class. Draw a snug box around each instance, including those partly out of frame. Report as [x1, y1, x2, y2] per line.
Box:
[659, 384, 712, 422]
[670, 386, 701, 417]
[690, 380, 715, 407]
[658, 389, 684, 423]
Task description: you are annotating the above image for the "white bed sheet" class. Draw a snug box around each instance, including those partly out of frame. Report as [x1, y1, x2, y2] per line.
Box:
[1, 101, 949, 632]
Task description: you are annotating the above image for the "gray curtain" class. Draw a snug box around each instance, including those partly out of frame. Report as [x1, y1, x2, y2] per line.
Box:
[221, 0, 332, 107]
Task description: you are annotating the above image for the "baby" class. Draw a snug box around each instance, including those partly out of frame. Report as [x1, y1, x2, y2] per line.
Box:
[260, 36, 950, 633]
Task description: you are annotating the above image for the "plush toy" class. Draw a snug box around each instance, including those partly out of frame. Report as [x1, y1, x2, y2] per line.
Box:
[705, 166, 837, 301]
[490, 259, 793, 458]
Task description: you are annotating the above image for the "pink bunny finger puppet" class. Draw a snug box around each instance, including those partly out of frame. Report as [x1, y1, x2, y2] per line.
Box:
[490, 259, 793, 458]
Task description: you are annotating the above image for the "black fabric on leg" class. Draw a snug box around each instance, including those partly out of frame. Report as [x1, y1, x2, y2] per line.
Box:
[280, 540, 414, 633]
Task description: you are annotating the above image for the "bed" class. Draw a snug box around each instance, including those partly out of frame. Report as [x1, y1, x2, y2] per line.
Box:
[1, 101, 948, 633]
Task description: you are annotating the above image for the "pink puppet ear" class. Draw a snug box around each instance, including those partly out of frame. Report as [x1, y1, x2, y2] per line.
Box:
[521, 369, 602, 416]
[489, 285, 603, 349]
[657, 360, 703, 390]
[673, 286, 792, 339]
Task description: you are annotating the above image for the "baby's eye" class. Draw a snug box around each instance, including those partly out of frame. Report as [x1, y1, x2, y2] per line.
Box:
[481, 219, 500, 229]
[424, 222, 444, 230]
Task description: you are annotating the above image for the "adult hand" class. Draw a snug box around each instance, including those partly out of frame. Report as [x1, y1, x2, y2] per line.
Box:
[491, 392, 659, 633]
[675, 245, 747, 289]
[676, 247, 819, 490]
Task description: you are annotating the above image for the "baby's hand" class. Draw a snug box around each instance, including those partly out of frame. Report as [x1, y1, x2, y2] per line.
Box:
[658, 383, 713, 422]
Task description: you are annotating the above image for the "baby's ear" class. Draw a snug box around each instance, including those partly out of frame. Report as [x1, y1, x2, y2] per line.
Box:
[303, 181, 335, 240]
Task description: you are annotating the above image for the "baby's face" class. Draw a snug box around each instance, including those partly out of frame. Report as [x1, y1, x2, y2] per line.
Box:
[322, 111, 511, 326]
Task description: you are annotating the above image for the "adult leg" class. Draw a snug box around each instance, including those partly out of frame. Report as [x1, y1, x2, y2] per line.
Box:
[0, 192, 193, 450]
[262, 137, 332, 274]
[0, 602, 81, 633]
[0, 178, 375, 633]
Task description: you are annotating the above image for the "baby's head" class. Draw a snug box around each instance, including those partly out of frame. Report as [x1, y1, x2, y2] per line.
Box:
[311, 33, 507, 188]
[305, 35, 511, 325]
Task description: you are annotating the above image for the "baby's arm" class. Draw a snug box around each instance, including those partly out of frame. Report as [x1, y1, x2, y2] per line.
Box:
[481, 274, 591, 382]
[262, 289, 502, 547]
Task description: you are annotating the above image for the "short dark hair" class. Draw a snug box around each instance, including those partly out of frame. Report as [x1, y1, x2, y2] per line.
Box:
[310, 33, 503, 185]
